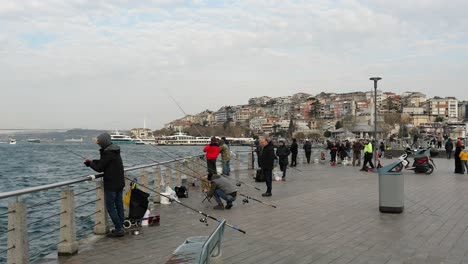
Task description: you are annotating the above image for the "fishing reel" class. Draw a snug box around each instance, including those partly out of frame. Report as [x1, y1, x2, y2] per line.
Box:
[236, 183, 242, 187]
[242, 198, 249, 205]
[199, 217, 208, 226]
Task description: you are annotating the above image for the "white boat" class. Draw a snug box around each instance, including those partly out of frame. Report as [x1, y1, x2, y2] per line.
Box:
[155, 132, 211, 146]
[64, 138, 84, 142]
[110, 131, 135, 144]
[9, 139, 17, 145]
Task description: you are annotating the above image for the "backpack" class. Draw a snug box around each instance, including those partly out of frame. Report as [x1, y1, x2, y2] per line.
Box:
[255, 169, 266, 182]
[175, 186, 188, 198]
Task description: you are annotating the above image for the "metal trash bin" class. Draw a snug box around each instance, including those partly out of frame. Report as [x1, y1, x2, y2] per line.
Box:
[378, 161, 404, 214]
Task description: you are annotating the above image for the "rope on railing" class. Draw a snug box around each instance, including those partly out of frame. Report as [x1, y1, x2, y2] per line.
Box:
[0, 210, 14, 217]
[0, 228, 15, 236]
[28, 211, 66, 226]
[75, 199, 99, 210]
[28, 197, 66, 209]
[29, 239, 66, 261]
[29, 225, 66, 243]
[0, 245, 15, 255]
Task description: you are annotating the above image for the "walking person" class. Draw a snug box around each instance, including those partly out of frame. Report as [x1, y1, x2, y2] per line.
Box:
[445, 138, 454, 160]
[260, 137, 276, 197]
[352, 139, 362, 166]
[290, 138, 298, 167]
[379, 141, 385, 158]
[219, 139, 231, 176]
[303, 139, 312, 163]
[437, 133, 443, 149]
[276, 140, 291, 181]
[84, 133, 125, 237]
[203, 137, 220, 177]
[330, 142, 338, 166]
[455, 140, 464, 174]
[460, 146, 468, 174]
[360, 139, 375, 172]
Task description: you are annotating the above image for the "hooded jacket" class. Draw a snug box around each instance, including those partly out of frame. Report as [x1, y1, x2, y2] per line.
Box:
[219, 141, 231, 161]
[89, 136, 125, 192]
[276, 145, 290, 165]
[204, 142, 220, 160]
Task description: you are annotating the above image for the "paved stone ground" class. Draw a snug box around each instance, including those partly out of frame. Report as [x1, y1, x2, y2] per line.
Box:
[58, 157, 468, 264]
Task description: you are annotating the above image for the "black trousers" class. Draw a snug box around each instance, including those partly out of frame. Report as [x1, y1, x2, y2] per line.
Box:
[305, 151, 312, 163]
[207, 159, 217, 176]
[279, 164, 287, 178]
[291, 153, 297, 166]
[362, 153, 374, 169]
[263, 168, 273, 193]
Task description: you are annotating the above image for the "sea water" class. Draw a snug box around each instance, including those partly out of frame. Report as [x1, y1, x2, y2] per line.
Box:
[0, 142, 245, 263]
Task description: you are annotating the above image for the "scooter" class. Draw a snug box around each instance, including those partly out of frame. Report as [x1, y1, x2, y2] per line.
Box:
[395, 148, 437, 174]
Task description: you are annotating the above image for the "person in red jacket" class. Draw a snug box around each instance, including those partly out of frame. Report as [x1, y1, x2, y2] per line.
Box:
[204, 137, 220, 178]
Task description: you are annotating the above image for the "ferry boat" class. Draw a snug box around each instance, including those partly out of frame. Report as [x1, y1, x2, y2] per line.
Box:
[110, 131, 135, 144]
[64, 138, 84, 143]
[155, 132, 211, 146]
[27, 139, 41, 143]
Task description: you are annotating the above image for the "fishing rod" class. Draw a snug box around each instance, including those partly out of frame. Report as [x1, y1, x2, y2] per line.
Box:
[61, 146, 87, 159]
[238, 193, 277, 208]
[124, 175, 246, 234]
[148, 143, 262, 191]
[133, 152, 277, 208]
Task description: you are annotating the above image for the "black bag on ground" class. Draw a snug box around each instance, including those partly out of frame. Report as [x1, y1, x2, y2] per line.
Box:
[128, 187, 149, 220]
[175, 186, 188, 198]
[255, 169, 265, 182]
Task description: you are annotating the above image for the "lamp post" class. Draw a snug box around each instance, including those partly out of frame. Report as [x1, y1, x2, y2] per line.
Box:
[370, 77, 382, 167]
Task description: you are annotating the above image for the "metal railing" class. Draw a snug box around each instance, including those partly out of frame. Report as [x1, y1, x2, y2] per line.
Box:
[0, 154, 205, 264]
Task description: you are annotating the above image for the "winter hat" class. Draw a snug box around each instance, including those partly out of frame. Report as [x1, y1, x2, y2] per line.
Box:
[97, 133, 111, 148]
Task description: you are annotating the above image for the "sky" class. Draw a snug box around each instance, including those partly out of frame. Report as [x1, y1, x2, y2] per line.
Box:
[1, 0, 467, 130]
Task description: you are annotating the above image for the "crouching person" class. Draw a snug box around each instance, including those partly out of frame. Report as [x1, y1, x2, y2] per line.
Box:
[205, 174, 237, 210]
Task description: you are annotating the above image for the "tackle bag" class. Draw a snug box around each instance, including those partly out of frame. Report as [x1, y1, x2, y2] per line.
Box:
[255, 169, 266, 182]
[128, 187, 150, 220]
[175, 186, 188, 198]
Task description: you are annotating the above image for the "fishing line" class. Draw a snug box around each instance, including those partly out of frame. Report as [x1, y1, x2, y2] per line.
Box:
[134, 152, 277, 208]
[148, 144, 262, 191]
[124, 175, 246, 234]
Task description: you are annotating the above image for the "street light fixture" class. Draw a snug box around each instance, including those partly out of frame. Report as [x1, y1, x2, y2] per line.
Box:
[370, 77, 382, 167]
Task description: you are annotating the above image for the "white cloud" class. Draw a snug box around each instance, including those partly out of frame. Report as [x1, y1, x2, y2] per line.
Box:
[0, 0, 467, 129]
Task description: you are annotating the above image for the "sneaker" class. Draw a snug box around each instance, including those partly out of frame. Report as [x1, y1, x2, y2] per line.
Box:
[262, 193, 272, 197]
[107, 230, 124, 238]
[213, 204, 225, 210]
[360, 168, 368, 172]
[225, 201, 233, 209]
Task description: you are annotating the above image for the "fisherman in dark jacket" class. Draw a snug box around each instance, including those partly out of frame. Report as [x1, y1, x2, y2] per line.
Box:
[445, 138, 454, 160]
[204, 174, 237, 210]
[276, 141, 291, 181]
[290, 138, 298, 167]
[260, 137, 276, 197]
[84, 133, 125, 237]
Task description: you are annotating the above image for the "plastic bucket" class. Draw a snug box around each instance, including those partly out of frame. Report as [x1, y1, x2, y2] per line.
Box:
[160, 193, 171, 204]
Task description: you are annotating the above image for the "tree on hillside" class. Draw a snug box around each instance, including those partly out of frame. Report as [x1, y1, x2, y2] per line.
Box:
[323, 130, 332, 138]
[435, 116, 444, 122]
[335, 121, 342, 130]
[288, 119, 295, 136]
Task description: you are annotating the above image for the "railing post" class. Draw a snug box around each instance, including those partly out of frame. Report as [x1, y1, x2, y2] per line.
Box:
[166, 167, 172, 189]
[140, 169, 148, 190]
[94, 181, 107, 235]
[235, 151, 240, 178]
[7, 201, 28, 264]
[175, 162, 182, 186]
[58, 190, 78, 255]
[153, 167, 161, 203]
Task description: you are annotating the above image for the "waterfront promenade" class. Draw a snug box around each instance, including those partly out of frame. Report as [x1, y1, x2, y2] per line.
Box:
[57, 158, 468, 264]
